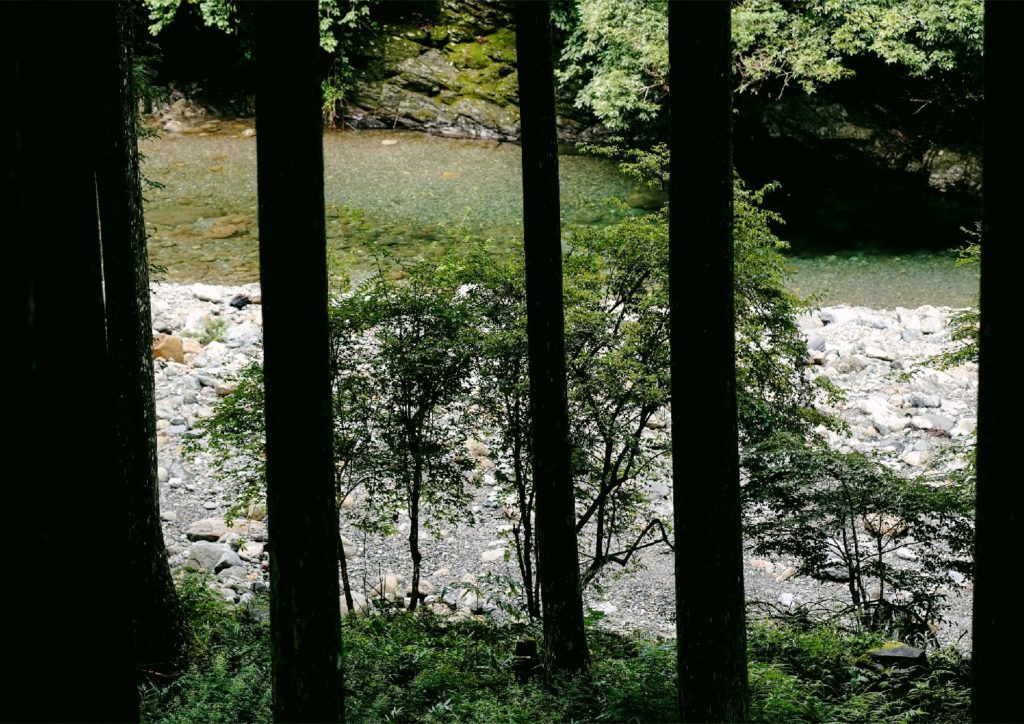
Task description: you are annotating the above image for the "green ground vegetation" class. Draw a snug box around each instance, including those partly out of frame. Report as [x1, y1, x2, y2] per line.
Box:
[140, 577, 971, 723]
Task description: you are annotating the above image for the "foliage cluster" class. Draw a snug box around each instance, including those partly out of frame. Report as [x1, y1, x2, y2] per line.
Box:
[924, 222, 980, 370]
[190, 160, 835, 612]
[140, 578, 971, 723]
[556, 0, 982, 130]
[142, 0, 378, 114]
[141, 0, 983, 135]
[744, 438, 975, 643]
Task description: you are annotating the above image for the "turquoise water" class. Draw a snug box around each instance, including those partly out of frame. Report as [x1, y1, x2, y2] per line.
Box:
[140, 122, 978, 308]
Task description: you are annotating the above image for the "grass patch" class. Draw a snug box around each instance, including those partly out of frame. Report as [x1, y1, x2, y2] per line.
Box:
[141, 579, 970, 722]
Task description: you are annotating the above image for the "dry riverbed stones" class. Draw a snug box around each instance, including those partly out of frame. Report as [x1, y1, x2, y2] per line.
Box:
[151, 285, 976, 642]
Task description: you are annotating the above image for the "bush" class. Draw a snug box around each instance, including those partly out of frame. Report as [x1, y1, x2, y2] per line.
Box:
[139, 576, 273, 723]
[744, 439, 975, 642]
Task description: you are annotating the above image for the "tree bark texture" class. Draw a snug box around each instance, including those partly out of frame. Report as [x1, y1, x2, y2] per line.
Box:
[3, 2, 139, 719]
[93, 0, 186, 675]
[514, 0, 590, 676]
[255, 3, 344, 721]
[668, 1, 749, 721]
[972, 3, 1024, 721]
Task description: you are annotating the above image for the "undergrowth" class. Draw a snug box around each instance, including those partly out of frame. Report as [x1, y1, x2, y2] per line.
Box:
[140, 577, 970, 723]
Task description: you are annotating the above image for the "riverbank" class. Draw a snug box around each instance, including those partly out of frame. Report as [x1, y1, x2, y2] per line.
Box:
[151, 282, 976, 647]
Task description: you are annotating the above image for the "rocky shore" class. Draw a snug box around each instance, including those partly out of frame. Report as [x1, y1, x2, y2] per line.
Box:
[151, 282, 976, 645]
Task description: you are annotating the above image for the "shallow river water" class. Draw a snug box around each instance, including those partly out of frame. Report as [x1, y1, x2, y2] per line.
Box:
[140, 122, 979, 307]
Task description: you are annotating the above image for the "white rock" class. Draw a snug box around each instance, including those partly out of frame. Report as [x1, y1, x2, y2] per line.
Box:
[858, 313, 890, 330]
[481, 548, 506, 563]
[340, 592, 368, 615]
[951, 418, 976, 437]
[240, 542, 264, 560]
[858, 396, 907, 434]
[920, 316, 944, 334]
[774, 566, 797, 582]
[805, 331, 827, 352]
[908, 392, 941, 408]
[777, 592, 796, 608]
[192, 283, 224, 303]
[223, 322, 261, 348]
[187, 541, 230, 571]
[902, 450, 933, 467]
[864, 345, 894, 361]
[819, 307, 859, 325]
[370, 573, 402, 599]
[796, 314, 823, 330]
[215, 548, 244, 572]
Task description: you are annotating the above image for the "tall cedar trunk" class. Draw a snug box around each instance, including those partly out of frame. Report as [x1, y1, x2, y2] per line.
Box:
[513, 0, 590, 675]
[668, 2, 749, 721]
[255, 3, 344, 721]
[973, 3, 1024, 721]
[5, 2, 139, 718]
[93, 0, 186, 674]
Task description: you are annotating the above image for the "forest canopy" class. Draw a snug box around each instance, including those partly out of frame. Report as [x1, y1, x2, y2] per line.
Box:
[142, 0, 984, 132]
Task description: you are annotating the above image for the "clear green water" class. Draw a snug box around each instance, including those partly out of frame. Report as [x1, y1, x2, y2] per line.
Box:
[787, 251, 979, 308]
[140, 122, 978, 308]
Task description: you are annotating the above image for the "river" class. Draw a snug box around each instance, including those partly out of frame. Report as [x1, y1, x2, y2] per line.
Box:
[140, 120, 979, 308]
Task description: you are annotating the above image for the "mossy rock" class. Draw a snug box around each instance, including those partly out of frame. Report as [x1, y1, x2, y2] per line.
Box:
[396, 48, 459, 94]
[453, 67, 518, 106]
[441, 0, 511, 41]
[447, 28, 516, 70]
[382, 35, 426, 66]
[402, 23, 450, 47]
[626, 189, 669, 210]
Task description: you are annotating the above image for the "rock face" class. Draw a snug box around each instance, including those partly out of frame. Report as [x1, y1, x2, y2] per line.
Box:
[736, 85, 980, 247]
[337, 2, 601, 142]
[343, 19, 521, 140]
[758, 95, 980, 195]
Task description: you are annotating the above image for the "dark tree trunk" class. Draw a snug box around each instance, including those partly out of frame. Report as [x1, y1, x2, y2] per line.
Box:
[973, 3, 1024, 721]
[255, 3, 343, 721]
[5, 2, 139, 719]
[93, 0, 186, 675]
[668, 2, 749, 721]
[339, 534, 356, 614]
[408, 474, 422, 611]
[513, 0, 590, 676]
